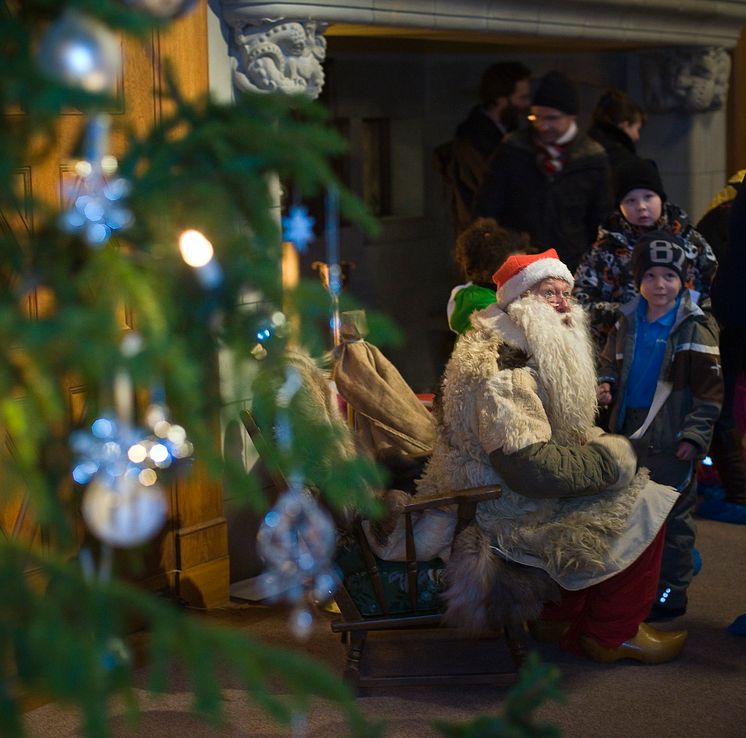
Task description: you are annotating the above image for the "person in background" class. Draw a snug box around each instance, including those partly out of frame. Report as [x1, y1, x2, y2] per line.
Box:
[574, 157, 717, 355]
[435, 61, 532, 234]
[597, 232, 723, 621]
[588, 88, 647, 174]
[473, 70, 612, 272]
[695, 170, 746, 262]
[698, 173, 746, 512]
[447, 217, 530, 334]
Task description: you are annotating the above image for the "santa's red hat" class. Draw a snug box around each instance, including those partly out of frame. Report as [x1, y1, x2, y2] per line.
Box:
[492, 248, 574, 308]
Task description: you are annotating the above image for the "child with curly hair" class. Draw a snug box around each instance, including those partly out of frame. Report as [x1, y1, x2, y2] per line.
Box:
[447, 217, 530, 334]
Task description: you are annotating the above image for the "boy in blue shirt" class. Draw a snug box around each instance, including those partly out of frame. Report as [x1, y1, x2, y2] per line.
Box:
[597, 231, 723, 621]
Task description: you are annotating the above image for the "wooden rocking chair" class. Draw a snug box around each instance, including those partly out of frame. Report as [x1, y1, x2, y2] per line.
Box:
[239, 342, 529, 691]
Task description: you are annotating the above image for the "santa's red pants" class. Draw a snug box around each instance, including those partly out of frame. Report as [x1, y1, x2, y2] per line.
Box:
[540, 527, 666, 654]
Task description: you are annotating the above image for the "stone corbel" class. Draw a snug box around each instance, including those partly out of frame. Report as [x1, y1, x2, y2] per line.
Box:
[226, 16, 328, 99]
[640, 47, 731, 114]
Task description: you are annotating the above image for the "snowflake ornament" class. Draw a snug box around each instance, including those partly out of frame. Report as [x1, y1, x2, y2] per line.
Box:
[282, 205, 315, 252]
[59, 115, 133, 247]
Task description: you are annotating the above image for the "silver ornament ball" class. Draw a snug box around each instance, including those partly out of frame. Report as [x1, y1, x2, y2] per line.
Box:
[82, 474, 167, 548]
[37, 10, 121, 93]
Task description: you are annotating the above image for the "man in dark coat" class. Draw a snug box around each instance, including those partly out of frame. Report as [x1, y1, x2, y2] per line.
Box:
[435, 61, 531, 233]
[473, 71, 612, 272]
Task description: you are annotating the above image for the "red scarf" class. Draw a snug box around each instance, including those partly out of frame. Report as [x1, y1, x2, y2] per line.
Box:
[535, 138, 567, 175]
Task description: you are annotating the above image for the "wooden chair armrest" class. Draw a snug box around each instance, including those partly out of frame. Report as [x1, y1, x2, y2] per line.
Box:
[401, 485, 501, 512]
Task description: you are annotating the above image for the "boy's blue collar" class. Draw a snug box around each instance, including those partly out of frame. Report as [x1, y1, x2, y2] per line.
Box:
[637, 293, 681, 325]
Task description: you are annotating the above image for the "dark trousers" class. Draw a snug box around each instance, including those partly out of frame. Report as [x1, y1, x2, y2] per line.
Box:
[657, 476, 698, 609]
[622, 408, 695, 609]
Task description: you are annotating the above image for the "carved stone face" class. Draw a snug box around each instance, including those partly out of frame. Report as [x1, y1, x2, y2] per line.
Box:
[641, 47, 730, 113]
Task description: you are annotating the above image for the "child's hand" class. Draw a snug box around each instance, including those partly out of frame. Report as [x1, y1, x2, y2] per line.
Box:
[597, 382, 612, 406]
[675, 440, 698, 461]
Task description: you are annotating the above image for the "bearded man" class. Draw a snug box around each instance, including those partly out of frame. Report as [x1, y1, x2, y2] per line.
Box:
[472, 71, 612, 272]
[415, 249, 686, 663]
[436, 61, 532, 234]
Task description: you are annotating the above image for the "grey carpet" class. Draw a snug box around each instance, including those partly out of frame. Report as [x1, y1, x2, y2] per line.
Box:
[24, 516, 746, 737]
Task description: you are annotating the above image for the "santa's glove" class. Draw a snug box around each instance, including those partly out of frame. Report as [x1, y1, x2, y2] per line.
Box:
[589, 433, 637, 491]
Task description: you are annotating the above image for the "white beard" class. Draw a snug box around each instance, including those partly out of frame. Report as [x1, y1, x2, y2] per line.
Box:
[506, 296, 598, 446]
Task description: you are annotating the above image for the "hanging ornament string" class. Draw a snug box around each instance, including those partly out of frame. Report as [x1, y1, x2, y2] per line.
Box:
[255, 366, 337, 641]
[71, 338, 193, 558]
[325, 186, 342, 346]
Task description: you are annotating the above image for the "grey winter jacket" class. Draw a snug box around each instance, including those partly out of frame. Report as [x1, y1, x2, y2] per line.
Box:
[599, 291, 723, 487]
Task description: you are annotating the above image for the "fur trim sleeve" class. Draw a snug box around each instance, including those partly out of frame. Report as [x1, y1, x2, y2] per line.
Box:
[477, 367, 552, 455]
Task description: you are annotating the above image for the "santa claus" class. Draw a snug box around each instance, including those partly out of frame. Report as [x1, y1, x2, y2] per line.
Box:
[396, 249, 685, 663]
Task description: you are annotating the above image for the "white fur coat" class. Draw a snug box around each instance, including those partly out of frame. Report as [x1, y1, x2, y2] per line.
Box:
[384, 301, 677, 630]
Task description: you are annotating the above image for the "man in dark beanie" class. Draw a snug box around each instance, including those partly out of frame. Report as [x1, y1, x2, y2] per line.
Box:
[436, 61, 532, 233]
[473, 70, 611, 272]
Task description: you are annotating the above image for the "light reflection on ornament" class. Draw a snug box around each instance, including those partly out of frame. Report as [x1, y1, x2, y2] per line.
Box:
[128, 444, 148, 464]
[139, 468, 158, 486]
[149, 443, 170, 465]
[75, 160, 93, 177]
[101, 155, 118, 175]
[251, 343, 268, 360]
[167, 425, 186, 444]
[71, 407, 193, 488]
[256, 325, 272, 342]
[37, 10, 121, 93]
[120, 331, 143, 358]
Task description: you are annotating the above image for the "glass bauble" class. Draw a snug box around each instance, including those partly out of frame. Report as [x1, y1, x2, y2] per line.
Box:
[37, 10, 121, 93]
[82, 474, 167, 548]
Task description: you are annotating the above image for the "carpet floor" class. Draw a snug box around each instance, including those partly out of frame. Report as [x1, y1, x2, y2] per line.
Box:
[23, 514, 746, 738]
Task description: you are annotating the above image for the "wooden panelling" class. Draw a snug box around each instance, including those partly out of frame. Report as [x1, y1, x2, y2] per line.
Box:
[2, 1, 229, 608]
[177, 517, 228, 571]
[178, 556, 230, 610]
